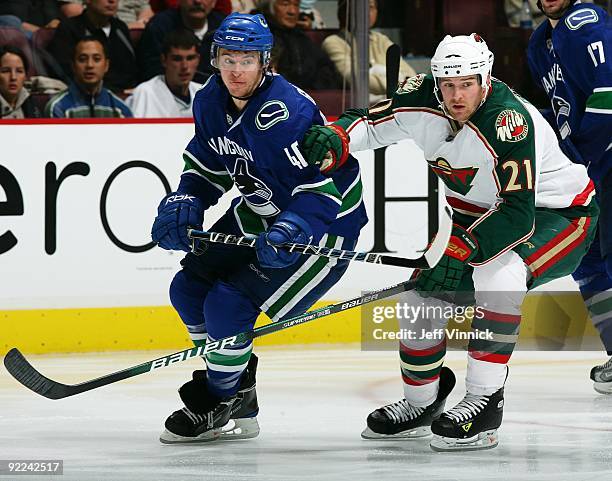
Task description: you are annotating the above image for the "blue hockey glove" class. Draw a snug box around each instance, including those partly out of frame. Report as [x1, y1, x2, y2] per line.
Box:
[256, 211, 313, 269]
[151, 192, 204, 252]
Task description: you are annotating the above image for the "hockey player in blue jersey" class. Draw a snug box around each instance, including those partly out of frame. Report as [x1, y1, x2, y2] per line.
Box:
[527, 0, 612, 394]
[150, 13, 367, 443]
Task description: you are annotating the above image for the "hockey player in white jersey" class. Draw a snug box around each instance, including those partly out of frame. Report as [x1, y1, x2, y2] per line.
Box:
[300, 34, 598, 451]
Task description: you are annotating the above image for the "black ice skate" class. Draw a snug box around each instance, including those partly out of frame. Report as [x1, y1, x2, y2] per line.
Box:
[590, 356, 612, 394]
[160, 354, 260, 444]
[361, 367, 456, 439]
[430, 386, 504, 452]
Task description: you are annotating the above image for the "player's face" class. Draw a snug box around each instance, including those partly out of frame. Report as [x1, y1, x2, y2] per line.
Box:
[273, 0, 300, 29]
[218, 49, 264, 98]
[0, 53, 26, 103]
[539, 0, 573, 19]
[72, 40, 109, 91]
[162, 46, 200, 91]
[439, 75, 484, 123]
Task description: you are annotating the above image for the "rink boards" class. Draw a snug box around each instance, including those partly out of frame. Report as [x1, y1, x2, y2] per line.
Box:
[0, 120, 599, 354]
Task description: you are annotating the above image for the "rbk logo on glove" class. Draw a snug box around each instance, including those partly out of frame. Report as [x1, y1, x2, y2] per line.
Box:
[165, 194, 196, 205]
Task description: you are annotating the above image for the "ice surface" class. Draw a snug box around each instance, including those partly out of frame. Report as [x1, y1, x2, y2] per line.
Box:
[2, 347, 612, 481]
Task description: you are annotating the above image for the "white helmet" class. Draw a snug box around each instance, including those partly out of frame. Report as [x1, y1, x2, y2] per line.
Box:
[431, 33, 494, 115]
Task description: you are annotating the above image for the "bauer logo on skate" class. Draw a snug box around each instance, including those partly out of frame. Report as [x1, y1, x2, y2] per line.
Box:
[495, 110, 528, 142]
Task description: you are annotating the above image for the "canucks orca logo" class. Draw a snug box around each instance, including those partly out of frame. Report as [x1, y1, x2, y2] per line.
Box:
[233, 157, 280, 216]
[255, 100, 289, 130]
[428, 157, 478, 195]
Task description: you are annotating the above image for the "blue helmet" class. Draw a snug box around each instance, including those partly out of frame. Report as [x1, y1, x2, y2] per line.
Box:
[211, 13, 273, 68]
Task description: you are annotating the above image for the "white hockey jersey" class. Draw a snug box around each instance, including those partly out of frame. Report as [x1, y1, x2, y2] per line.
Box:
[334, 74, 594, 264]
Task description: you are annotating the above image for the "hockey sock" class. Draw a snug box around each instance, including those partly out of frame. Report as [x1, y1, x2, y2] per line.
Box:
[467, 308, 520, 395]
[204, 281, 259, 399]
[399, 291, 451, 407]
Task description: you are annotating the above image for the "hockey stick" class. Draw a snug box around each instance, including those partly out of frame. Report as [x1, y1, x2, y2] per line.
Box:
[188, 205, 452, 270]
[4, 208, 452, 400]
[386, 43, 401, 98]
[4, 280, 416, 400]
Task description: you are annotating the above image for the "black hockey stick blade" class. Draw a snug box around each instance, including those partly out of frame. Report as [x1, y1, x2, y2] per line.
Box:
[3, 348, 71, 400]
[386, 43, 401, 98]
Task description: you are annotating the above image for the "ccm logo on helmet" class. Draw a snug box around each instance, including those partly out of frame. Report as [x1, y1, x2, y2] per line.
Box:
[225, 35, 245, 41]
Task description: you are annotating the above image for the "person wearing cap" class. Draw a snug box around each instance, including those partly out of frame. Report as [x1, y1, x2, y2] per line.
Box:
[300, 33, 598, 451]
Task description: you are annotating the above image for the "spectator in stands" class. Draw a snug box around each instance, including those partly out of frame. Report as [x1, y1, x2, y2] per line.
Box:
[504, 0, 546, 28]
[0, 46, 41, 118]
[128, 29, 201, 116]
[49, 0, 138, 93]
[0, 0, 61, 39]
[298, 0, 324, 29]
[45, 36, 132, 117]
[137, 0, 225, 83]
[258, 0, 341, 90]
[150, 0, 234, 15]
[58, 0, 155, 26]
[232, 0, 258, 13]
[322, 0, 416, 103]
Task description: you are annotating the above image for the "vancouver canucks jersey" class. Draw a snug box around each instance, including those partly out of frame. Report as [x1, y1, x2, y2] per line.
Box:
[527, 3, 612, 182]
[178, 73, 367, 241]
[333, 74, 593, 265]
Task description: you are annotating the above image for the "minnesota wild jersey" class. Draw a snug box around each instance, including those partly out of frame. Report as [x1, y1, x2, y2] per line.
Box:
[333, 74, 594, 265]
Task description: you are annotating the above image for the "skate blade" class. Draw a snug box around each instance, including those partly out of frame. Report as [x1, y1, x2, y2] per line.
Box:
[593, 382, 612, 395]
[219, 417, 260, 440]
[159, 428, 221, 444]
[430, 430, 498, 452]
[361, 426, 431, 440]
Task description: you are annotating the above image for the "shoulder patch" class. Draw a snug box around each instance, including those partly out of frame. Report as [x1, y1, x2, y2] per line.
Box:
[255, 100, 289, 130]
[495, 109, 529, 143]
[398, 73, 426, 93]
[565, 8, 599, 30]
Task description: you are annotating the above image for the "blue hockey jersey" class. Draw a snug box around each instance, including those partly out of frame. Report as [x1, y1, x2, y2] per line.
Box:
[177, 72, 367, 241]
[527, 2, 612, 182]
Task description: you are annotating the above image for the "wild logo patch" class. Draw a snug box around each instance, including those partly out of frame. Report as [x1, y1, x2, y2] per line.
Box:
[495, 109, 528, 142]
[398, 73, 425, 93]
[255, 100, 289, 130]
[428, 157, 478, 195]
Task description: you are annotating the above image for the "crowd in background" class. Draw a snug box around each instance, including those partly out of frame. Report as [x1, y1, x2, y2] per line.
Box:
[0, 0, 610, 118]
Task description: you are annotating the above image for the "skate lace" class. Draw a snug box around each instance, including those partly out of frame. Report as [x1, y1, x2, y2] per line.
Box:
[444, 393, 489, 423]
[596, 357, 612, 371]
[181, 407, 213, 426]
[381, 399, 425, 424]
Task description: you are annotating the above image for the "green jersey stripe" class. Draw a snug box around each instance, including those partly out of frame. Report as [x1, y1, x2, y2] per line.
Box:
[182, 151, 233, 193]
[233, 199, 269, 235]
[291, 179, 342, 205]
[262, 235, 339, 320]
